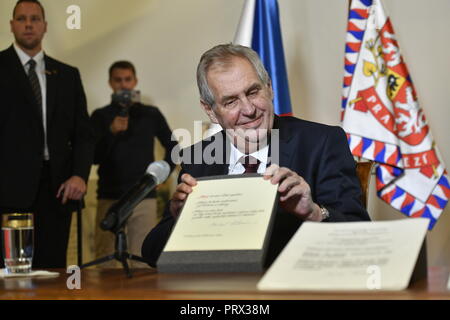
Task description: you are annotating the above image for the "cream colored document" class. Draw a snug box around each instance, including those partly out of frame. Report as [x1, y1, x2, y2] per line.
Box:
[163, 176, 278, 252]
[447, 274, 450, 291]
[258, 218, 429, 291]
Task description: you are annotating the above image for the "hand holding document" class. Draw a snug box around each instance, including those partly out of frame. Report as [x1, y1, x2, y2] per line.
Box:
[164, 175, 278, 251]
[158, 175, 279, 272]
[258, 218, 429, 291]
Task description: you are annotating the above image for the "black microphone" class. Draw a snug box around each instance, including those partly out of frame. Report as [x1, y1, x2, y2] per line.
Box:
[101, 160, 170, 233]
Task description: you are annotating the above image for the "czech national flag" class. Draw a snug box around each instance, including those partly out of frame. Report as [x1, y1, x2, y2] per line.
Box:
[234, 0, 292, 116]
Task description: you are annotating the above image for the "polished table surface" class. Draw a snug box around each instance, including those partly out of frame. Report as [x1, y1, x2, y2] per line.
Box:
[0, 267, 449, 300]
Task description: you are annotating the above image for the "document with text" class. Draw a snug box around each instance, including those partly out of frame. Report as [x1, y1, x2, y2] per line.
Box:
[447, 273, 450, 290]
[163, 175, 279, 252]
[258, 218, 429, 291]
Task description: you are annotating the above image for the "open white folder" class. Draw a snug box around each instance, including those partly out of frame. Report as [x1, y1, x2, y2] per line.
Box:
[258, 218, 429, 291]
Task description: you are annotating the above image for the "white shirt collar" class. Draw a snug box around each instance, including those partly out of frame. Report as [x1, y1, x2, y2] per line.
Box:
[13, 43, 44, 67]
[228, 142, 269, 173]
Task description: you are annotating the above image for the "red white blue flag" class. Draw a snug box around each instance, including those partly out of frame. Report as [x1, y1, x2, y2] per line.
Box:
[341, 0, 449, 229]
[234, 0, 292, 116]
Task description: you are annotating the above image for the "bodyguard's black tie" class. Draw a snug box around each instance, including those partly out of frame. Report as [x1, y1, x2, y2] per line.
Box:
[27, 59, 43, 113]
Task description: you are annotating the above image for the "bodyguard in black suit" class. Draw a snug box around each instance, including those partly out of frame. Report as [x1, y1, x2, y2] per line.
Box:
[142, 44, 370, 267]
[0, 0, 94, 268]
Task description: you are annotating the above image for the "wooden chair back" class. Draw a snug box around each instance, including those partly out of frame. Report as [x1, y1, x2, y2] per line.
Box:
[355, 161, 374, 209]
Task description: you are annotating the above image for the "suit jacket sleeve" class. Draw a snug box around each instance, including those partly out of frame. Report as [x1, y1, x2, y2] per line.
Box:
[141, 203, 175, 267]
[71, 69, 95, 182]
[314, 126, 370, 222]
[141, 169, 187, 267]
[154, 108, 178, 172]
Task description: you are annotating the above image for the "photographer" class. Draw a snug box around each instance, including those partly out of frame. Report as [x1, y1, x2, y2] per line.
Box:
[90, 61, 177, 268]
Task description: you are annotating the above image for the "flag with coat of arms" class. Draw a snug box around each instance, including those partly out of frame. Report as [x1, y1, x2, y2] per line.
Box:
[341, 0, 449, 229]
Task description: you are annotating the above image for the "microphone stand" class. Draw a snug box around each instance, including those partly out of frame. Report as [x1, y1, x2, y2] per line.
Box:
[80, 227, 149, 278]
[80, 179, 154, 278]
[77, 200, 83, 267]
[80, 160, 169, 277]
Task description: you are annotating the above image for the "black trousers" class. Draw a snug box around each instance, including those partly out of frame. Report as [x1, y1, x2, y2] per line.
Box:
[0, 161, 72, 269]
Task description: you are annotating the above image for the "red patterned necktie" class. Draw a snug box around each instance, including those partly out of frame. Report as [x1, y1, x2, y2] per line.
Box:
[242, 156, 260, 174]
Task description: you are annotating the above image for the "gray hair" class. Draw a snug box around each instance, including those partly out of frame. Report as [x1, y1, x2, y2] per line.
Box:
[196, 43, 270, 107]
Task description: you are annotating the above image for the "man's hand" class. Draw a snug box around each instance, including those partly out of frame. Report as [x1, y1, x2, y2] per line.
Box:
[169, 173, 197, 218]
[264, 164, 322, 221]
[110, 116, 129, 135]
[57, 176, 87, 204]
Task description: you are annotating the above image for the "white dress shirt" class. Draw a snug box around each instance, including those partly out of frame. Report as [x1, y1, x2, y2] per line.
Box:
[14, 43, 49, 160]
[228, 142, 269, 175]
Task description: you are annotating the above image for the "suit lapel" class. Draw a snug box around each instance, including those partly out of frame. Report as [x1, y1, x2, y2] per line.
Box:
[203, 130, 229, 177]
[199, 119, 296, 175]
[204, 162, 228, 176]
[271, 116, 294, 169]
[44, 55, 58, 126]
[279, 133, 294, 169]
[5, 46, 42, 123]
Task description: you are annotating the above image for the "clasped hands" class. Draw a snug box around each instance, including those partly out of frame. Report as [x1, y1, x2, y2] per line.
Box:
[169, 164, 323, 222]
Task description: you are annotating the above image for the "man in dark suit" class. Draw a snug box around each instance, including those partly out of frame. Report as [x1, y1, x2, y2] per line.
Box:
[141, 43, 370, 268]
[0, 0, 94, 268]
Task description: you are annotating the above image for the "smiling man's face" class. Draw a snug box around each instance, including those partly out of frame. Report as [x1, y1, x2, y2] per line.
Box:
[201, 56, 274, 152]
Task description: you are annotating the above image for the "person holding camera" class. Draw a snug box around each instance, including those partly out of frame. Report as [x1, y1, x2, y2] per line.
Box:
[90, 61, 177, 268]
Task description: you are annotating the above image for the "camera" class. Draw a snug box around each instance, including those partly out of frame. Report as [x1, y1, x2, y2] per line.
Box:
[112, 89, 141, 106]
[111, 90, 141, 116]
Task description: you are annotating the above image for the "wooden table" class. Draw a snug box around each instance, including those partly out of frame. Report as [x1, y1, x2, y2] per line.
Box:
[0, 267, 449, 300]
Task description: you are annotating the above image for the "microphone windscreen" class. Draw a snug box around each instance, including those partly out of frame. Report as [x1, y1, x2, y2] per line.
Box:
[146, 160, 170, 184]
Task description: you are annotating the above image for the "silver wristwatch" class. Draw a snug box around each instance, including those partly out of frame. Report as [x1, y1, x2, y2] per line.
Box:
[319, 205, 330, 221]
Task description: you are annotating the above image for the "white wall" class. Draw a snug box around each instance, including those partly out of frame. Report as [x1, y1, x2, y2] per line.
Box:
[1, 0, 449, 266]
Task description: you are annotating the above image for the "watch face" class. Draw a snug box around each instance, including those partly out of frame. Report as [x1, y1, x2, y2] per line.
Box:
[320, 206, 330, 220]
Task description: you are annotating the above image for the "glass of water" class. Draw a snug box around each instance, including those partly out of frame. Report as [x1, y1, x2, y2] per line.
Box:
[2, 213, 34, 274]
